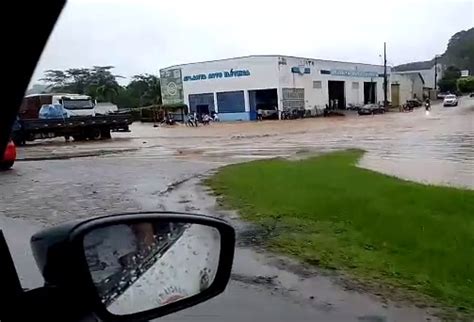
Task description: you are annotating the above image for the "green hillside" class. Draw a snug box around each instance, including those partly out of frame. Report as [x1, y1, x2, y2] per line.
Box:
[394, 28, 474, 73]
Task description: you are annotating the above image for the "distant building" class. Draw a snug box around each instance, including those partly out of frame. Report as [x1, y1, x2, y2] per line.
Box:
[460, 70, 470, 77]
[393, 63, 443, 89]
[390, 73, 424, 106]
[160, 55, 390, 121]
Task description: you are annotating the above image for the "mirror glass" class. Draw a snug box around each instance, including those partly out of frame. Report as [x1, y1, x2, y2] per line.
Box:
[83, 220, 221, 315]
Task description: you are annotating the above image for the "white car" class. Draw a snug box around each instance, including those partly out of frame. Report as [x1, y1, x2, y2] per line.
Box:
[443, 94, 458, 107]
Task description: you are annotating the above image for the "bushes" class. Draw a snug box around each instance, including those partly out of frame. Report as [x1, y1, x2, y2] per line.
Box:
[457, 76, 474, 93]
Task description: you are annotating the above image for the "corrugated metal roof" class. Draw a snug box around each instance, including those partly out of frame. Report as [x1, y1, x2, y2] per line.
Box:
[160, 54, 386, 71]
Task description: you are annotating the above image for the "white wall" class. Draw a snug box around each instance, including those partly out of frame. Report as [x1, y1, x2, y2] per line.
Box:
[164, 56, 279, 112]
[161, 55, 391, 116]
[391, 74, 413, 104]
[279, 57, 389, 109]
[391, 73, 425, 104]
[396, 64, 442, 89]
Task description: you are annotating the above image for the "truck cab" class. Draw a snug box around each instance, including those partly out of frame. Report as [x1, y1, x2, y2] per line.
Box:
[20, 93, 97, 119]
[55, 94, 97, 117]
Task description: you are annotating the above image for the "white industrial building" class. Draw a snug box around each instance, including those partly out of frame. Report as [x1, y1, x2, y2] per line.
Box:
[390, 73, 425, 106]
[160, 55, 390, 121]
[393, 63, 443, 90]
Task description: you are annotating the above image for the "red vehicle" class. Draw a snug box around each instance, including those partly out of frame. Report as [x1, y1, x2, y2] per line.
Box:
[0, 140, 16, 170]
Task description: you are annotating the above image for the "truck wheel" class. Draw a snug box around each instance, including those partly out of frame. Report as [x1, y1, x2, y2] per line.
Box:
[12, 133, 25, 146]
[0, 161, 14, 171]
[87, 129, 102, 140]
[100, 128, 112, 139]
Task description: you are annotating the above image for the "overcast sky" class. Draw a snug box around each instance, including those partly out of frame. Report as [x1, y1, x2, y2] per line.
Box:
[32, 0, 473, 84]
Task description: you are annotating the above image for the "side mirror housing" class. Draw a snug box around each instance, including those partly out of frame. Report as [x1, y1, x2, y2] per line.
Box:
[30, 212, 235, 322]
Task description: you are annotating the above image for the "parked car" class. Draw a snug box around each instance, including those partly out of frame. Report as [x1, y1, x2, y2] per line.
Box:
[443, 94, 458, 107]
[358, 104, 385, 115]
[469, 93, 474, 98]
[0, 140, 16, 170]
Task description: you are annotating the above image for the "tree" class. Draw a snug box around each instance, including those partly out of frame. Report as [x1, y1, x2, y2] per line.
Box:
[40, 66, 122, 102]
[394, 28, 474, 75]
[112, 74, 162, 109]
[443, 28, 474, 74]
[96, 85, 119, 102]
[40, 67, 162, 109]
[40, 70, 68, 90]
[128, 74, 162, 106]
[457, 76, 474, 93]
[438, 66, 461, 92]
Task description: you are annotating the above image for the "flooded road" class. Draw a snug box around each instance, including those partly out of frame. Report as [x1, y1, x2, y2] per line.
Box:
[18, 97, 474, 188]
[4, 98, 473, 321]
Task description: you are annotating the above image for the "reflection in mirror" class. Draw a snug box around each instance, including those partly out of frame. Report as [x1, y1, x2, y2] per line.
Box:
[83, 221, 221, 315]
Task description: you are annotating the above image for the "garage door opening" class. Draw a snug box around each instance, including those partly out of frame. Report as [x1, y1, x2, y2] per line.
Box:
[189, 93, 215, 115]
[328, 81, 345, 109]
[196, 104, 209, 115]
[248, 89, 278, 120]
[364, 82, 377, 104]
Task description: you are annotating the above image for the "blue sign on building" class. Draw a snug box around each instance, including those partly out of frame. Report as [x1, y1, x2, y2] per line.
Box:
[330, 69, 379, 78]
[184, 69, 251, 82]
[291, 67, 311, 74]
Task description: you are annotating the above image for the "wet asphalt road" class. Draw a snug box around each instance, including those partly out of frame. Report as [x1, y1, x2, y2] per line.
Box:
[1, 98, 472, 321]
[0, 169, 437, 321]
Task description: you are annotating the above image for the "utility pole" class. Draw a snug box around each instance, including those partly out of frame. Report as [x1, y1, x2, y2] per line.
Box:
[434, 55, 438, 91]
[383, 42, 388, 107]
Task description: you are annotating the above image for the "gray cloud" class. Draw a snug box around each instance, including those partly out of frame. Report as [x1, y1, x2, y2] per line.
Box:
[32, 0, 474, 84]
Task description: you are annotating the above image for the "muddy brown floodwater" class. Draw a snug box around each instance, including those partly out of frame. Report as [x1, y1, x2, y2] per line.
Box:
[19, 97, 474, 188]
[7, 97, 473, 321]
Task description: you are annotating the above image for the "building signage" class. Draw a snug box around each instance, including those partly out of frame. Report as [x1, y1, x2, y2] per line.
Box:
[291, 67, 311, 75]
[160, 68, 184, 105]
[330, 69, 379, 78]
[183, 69, 250, 82]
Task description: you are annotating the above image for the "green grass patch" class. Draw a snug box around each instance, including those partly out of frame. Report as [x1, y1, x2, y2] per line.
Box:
[206, 149, 474, 313]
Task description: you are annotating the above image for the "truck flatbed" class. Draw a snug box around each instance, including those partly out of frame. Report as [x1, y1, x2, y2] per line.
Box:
[13, 114, 132, 145]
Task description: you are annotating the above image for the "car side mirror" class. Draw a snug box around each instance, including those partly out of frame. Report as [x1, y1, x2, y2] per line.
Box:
[30, 212, 235, 322]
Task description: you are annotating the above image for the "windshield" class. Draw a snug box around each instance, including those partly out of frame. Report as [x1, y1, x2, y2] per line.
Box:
[9, 1, 474, 321]
[62, 99, 94, 109]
